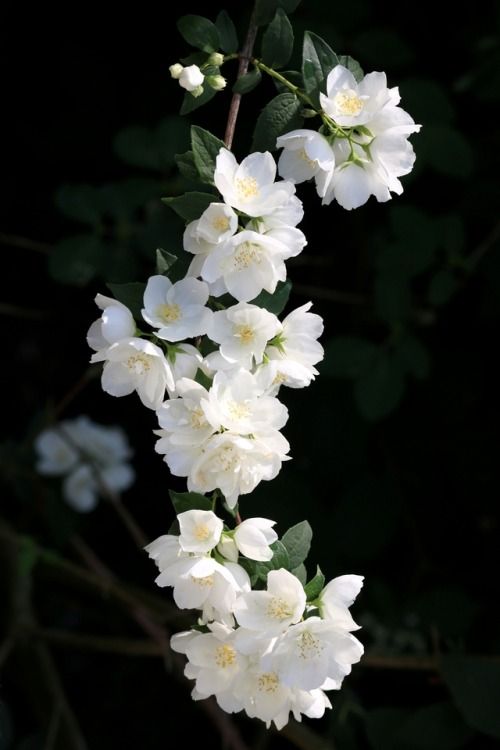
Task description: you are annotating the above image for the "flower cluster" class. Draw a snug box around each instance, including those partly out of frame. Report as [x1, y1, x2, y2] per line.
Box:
[146, 509, 364, 729]
[35, 416, 134, 511]
[87, 147, 323, 506]
[276, 64, 420, 210]
[170, 52, 227, 98]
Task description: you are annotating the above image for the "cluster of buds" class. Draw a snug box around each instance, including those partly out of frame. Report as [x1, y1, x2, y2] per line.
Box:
[170, 52, 227, 98]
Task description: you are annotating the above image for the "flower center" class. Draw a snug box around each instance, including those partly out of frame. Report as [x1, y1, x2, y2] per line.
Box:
[297, 630, 324, 660]
[215, 445, 239, 473]
[234, 241, 261, 270]
[272, 371, 287, 386]
[299, 148, 316, 166]
[189, 407, 206, 429]
[267, 597, 294, 620]
[213, 215, 230, 232]
[235, 324, 255, 344]
[228, 400, 251, 421]
[156, 303, 181, 324]
[194, 523, 211, 541]
[235, 176, 259, 201]
[215, 644, 237, 668]
[126, 353, 152, 374]
[333, 89, 364, 116]
[191, 574, 214, 587]
[257, 672, 279, 693]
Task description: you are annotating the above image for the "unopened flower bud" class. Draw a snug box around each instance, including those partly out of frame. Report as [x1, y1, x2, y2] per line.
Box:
[169, 63, 184, 80]
[190, 85, 204, 98]
[179, 64, 204, 92]
[207, 74, 227, 92]
[208, 52, 224, 67]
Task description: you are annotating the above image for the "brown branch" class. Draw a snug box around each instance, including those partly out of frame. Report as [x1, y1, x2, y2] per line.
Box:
[224, 7, 259, 149]
[52, 369, 96, 421]
[0, 231, 51, 254]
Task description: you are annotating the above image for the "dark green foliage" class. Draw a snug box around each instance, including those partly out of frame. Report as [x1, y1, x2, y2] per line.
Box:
[302, 31, 339, 105]
[261, 9, 294, 69]
[251, 92, 302, 151]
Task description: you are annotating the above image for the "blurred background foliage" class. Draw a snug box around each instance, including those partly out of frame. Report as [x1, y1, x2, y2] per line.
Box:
[1, 0, 500, 748]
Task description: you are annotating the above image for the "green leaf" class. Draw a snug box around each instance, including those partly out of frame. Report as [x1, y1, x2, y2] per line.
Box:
[354, 352, 405, 421]
[49, 235, 104, 286]
[292, 563, 307, 585]
[113, 117, 189, 171]
[374, 270, 412, 322]
[175, 150, 200, 181]
[377, 206, 439, 278]
[262, 8, 294, 69]
[323, 337, 378, 378]
[281, 521, 312, 569]
[304, 566, 325, 601]
[180, 86, 217, 116]
[194, 368, 213, 390]
[251, 92, 302, 152]
[107, 281, 146, 319]
[169, 490, 213, 514]
[253, 540, 290, 581]
[156, 248, 178, 275]
[428, 270, 459, 306]
[272, 69, 303, 94]
[394, 334, 431, 380]
[337, 55, 364, 83]
[191, 125, 226, 184]
[442, 655, 500, 739]
[250, 280, 291, 314]
[233, 68, 262, 94]
[215, 10, 238, 53]
[255, 0, 301, 26]
[55, 184, 101, 225]
[162, 191, 215, 221]
[419, 125, 474, 179]
[177, 15, 220, 53]
[302, 31, 339, 105]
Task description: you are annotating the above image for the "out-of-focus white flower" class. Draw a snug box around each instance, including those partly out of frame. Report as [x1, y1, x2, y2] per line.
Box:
[261, 302, 324, 391]
[35, 429, 79, 476]
[207, 302, 281, 371]
[91, 337, 174, 410]
[234, 517, 277, 561]
[264, 616, 364, 690]
[62, 464, 98, 512]
[177, 509, 224, 554]
[142, 275, 212, 342]
[214, 149, 294, 217]
[178, 64, 204, 92]
[234, 569, 306, 635]
[277, 129, 335, 199]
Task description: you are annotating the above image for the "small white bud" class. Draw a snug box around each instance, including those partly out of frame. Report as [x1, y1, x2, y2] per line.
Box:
[169, 63, 184, 80]
[190, 85, 204, 98]
[208, 52, 224, 67]
[207, 75, 227, 92]
[179, 64, 205, 92]
[217, 534, 238, 563]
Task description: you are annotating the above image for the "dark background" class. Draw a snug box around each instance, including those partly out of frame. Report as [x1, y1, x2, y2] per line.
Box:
[1, 1, 500, 748]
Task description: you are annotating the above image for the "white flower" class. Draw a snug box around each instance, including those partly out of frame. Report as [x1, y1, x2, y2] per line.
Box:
[200, 229, 292, 302]
[203, 369, 288, 436]
[35, 428, 79, 476]
[262, 302, 324, 390]
[233, 569, 306, 635]
[87, 294, 135, 355]
[207, 302, 281, 370]
[141, 275, 212, 341]
[318, 574, 364, 631]
[62, 464, 98, 512]
[214, 149, 294, 217]
[155, 378, 214, 449]
[234, 517, 277, 561]
[259, 194, 304, 230]
[265, 617, 364, 691]
[180, 626, 247, 700]
[178, 64, 204, 92]
[276, 129, 335, 199]
[145, 533, 183, 569]
[167, 342, 203, 396]
[320, 65, 393, 127]
[185, 431, 290, 509]
[184, 203, 238, 252]
[63, 416, 132, 465]
[177, 509, 224, 554]
[91, 337, 174, 410]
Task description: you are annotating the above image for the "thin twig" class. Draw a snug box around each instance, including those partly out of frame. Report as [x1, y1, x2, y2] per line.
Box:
[0, 302, 50, 320]
[293, 283, 366, 305]
[279, 719, 336, 750]
[0, 231, 51, 254]
[0, 636, 15, 668]
[35, 628, 164, 657]
[224, 6, 259, 149]
[52, 369, 96, 421]
[468, 218, 500, 268]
